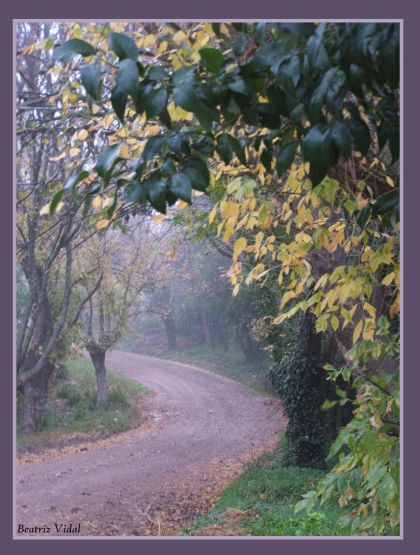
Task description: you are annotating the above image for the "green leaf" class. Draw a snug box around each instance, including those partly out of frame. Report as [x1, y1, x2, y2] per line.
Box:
[64, 170, 89, 202]
[95, 144, 121, 182]
[377, 474, 398, 507]
[330, 121, 351, 159]
[107, 32, 138, 61]
[372, 190, 399, 216]
[111, 59, 139, 122]
[172, 67, 218, 131]
[49, 190, 65, 214]
[143, 135, 166, 162]
[276, 142, 297, 175]
[168, 173, 192, 203]
[310, 68, 346, 118]
[199, 47, 225, 73]
[366, 462, 387, 489]
[64, 171, 89, 190]
[144, 176, 167, 213]
[302, 124, 338, 185]
[147, 66, 170, 80]
[357, 205, 371, 227]
[216, 134, 233, 164]
[347, 118, 371, 156]
[116, 58, 139, 97]
[260, 148, 272, 171]
[125, 181, 146, 204]
[53, 39, 96, 62]
[181, 158, 210, 192]
[145, 87, 168, 118]
[111, 88, 127, 123]
[321, 399, 338, 410]
[305, 31, 329, 73]
[81, 63, 102, 101]
[277, 55, 301, 93]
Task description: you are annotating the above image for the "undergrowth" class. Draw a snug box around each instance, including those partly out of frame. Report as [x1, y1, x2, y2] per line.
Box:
[17, 357, 150, 448]
[182, 449, 355, 537]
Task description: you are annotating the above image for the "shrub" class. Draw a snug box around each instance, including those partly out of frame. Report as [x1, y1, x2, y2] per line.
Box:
[57, 383, 82, 407]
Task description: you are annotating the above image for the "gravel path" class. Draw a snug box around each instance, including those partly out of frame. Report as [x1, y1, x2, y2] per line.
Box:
[16, 350, 285, 537]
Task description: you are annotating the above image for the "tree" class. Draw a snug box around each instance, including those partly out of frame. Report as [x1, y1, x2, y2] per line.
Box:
[75, 221, 162, 404]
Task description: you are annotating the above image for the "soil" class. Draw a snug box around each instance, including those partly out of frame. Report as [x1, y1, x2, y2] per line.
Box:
[16, 350, 286, 537]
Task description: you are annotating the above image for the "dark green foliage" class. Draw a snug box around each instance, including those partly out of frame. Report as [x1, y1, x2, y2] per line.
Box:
[59, 22, 399, 212]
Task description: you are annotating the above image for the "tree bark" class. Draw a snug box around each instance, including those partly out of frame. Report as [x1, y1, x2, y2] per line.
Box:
[21, 361, 54, 433]
[88, 347, 108, 405]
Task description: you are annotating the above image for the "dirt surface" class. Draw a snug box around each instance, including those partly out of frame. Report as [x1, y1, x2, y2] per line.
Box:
[16, 350, 286, 537]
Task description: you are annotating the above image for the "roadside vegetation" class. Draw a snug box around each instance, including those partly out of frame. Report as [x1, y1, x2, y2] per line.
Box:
[183, 448, 354, 537]
[17, 357, 150, 450]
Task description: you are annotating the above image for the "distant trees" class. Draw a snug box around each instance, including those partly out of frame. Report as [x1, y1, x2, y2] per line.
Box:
[76, 224, 160, 404]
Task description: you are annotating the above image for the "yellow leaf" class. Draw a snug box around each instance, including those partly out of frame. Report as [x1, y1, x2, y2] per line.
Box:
[92, 196, 102, 209]
[233, 237, 247, 262]
[92, 104, 100, 115]
[220, 201, 239, 218]
[95, 219, 110, 230]
[77, 129, 89, 141]
[363, 302, 376, 319]
[49, 152, 66, 162]
[39, 203, 51, 215]
[382, 272, 396, 286]
[331, 315, 339, 331]
[152, 214, 166, 223]
[385, 175, 395, 187]
[119, 144, 130, 158]
[389, 295, 400, 317]
[232, 284, 240, 297]
[209, 205, 217, 224]
[315, 274, 329, 291]
[353, 320, 363, 344]
[280, 290, 297, 309]
[70, 147, 80, 158]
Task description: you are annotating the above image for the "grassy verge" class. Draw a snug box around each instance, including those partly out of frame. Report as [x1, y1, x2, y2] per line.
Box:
[182, 449, 354, 537]
[134, 345, 271, 394]
[17, 357, 151, 449]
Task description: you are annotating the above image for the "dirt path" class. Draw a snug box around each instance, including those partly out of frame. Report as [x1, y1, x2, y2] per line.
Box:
[16, 350, 285, 536]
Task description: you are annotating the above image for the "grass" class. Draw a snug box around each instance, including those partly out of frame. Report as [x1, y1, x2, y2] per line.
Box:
[17, 357, 151, 448]
[182, 448, 355, 537]
[138, 344, 271, 394]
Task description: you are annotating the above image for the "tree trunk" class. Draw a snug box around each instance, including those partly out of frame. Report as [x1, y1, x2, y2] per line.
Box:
[21, 361, 53, 433]
[162, 315, 177, 350]
[88, 348, 108, 405]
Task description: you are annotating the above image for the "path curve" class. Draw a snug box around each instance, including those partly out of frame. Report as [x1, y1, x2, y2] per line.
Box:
[16, 350, 285, 536]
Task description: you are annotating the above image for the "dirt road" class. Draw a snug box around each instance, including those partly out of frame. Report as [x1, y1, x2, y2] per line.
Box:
[16, 351, 285, 536]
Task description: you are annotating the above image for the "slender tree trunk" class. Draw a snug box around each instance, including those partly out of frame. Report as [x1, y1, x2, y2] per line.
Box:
[200, 308, 211, 345]
[162, 315, 177, 350]
[21, 361, 54, 433]
[88, 348, 108, 405]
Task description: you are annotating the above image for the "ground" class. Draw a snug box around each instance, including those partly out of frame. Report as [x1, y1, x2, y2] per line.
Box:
[16, 350, 285, 536]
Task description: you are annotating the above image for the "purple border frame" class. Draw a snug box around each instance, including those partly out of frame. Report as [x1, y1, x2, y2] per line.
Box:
[3, 1, 417, 553]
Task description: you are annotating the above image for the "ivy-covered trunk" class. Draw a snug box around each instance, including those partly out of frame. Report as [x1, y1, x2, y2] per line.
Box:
[88, 347, 108, 405]
[269, 313, 336, 469]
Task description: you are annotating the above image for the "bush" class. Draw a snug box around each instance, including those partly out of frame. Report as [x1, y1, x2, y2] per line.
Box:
[57, 383, 82, 406]
[107, 384, 130, 407]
